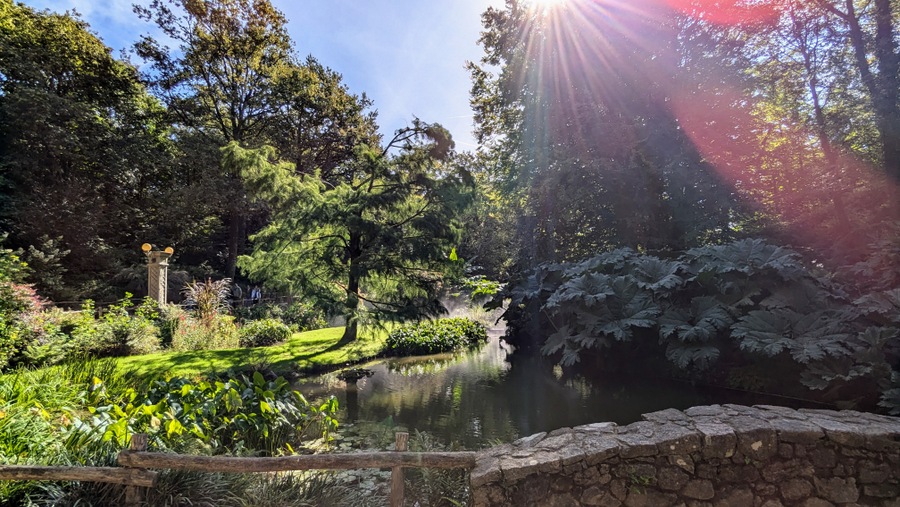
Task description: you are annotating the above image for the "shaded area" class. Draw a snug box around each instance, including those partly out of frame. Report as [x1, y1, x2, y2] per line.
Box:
[302, 328, 826, 449]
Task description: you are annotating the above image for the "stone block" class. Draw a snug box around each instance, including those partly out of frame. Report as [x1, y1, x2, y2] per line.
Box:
[685, 405, 727, 417]
[643, 408, 691, 424]
[658, 467, 689, 491]
[655, 423, 702, 456]
[727, 416, 777, 460]
[616, 422, 661, 459]
[499, 450, 560, 483]
[862, 483, 900, 498]
[512, 431, 547, 448]
[623, 489, 678, 507]
[780, 478, 813, 501]
[799, 499, 834, 507]
[696, 422, 737, 459]
[583, 435, 622, 466]
[682, 479, 716, 500]
[858, 460, 892, 483]
[470, 454, 502, 487]
[778, 443, 794, 459]
[768, 417, 825, 444]
[669, 454, 696, 474]
[809, 448, 837, 468]
[754, 405, 810, 420]
[804, 414, 866, 447]
[582, 486, 624, 507]
[551, 475, 573, 492]
[578, 422, 619, 434]
[760, 460, 814, 482]
[713, 486, 754, 507]
[813, 476, 859, 503]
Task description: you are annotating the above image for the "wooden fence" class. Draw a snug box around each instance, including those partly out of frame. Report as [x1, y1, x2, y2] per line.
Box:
[0, 433, 477, 507]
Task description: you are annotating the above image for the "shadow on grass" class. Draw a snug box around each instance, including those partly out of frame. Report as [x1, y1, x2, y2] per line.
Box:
[119, 327, 385, 381]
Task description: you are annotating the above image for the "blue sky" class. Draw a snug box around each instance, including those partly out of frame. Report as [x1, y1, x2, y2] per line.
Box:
[23, 0, 503, 151]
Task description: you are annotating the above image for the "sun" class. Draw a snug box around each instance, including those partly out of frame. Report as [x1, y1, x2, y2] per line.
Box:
[527, 0, 568, 12]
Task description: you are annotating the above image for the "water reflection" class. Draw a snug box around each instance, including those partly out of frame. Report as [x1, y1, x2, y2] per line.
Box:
[297, 329, 717, 449]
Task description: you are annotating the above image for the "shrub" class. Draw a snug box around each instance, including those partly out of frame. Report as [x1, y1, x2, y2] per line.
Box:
[182, 278, 232, 325]
[385, 318, 488, 356]
[283, 301, 327, 332]
[156, 303, 187, 348]
[0, 282, 44, 370]
[171, 314, 240, 351]
[240, 318, 292, 347]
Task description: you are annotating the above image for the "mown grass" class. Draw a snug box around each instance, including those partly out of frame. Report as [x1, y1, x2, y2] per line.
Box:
[116, 326, 387, 380]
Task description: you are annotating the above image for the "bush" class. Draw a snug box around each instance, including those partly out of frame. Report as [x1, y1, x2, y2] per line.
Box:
[282, 301, 327, 332]
[385, 318, 488, 356]
[156, 303, 188, 348]
[0, 282, 44, 370]
[233, 301, 327, 333]
[171, 314, 240, 351]
[240, 318, 292, 347]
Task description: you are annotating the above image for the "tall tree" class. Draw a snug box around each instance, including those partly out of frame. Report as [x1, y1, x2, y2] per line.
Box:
[469, 0, 745, 268]
[135, 0, 293, 279]
[231, 122, 471, 342]
[0, 0, 172, 300]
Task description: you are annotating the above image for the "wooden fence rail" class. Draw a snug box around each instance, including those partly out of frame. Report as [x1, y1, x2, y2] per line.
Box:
[0, 433, 477, 507]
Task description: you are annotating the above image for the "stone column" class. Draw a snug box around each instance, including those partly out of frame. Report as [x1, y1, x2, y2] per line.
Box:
[147, 250, 172, 305]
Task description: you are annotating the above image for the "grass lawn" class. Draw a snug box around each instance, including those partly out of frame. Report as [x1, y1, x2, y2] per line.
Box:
[116, 326, 387, 380]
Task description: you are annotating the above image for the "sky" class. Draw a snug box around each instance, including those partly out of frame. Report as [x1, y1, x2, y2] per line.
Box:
[22, 0, 504, 151]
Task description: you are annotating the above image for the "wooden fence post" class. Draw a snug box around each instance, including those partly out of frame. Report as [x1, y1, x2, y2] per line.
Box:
[124, 434, 148, 507]
[390, 432, 409, 507]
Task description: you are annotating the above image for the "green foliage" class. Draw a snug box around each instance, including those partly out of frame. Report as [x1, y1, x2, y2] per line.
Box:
[240, 318, 292, 347]
[0, 1, 174, 301]
[500, 238, 900, 410]
[281, 301, 328, 332]
[233, 122, 472, 342]
[385, 318, 488, 356]
[171, 314, 240, 352]
[70, 372, 339, 455]
[0, 359, 340, 503]
[183, 278, 233, 325]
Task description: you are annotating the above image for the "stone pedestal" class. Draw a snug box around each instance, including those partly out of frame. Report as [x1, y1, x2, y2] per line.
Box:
[147, 251, 172, 305]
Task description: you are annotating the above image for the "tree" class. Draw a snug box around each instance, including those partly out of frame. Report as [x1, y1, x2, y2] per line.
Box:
[135, 0, 294, 279]
[0, 0, 172, 300]
[469, 0, 746, 269]
[230, 122, 471, 342]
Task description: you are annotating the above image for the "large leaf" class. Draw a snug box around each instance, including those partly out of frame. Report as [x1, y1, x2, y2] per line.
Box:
[687, 238, 805, 280]
[543, 272, 613, 310]
[628, 256, 685, 293]
[659, 296, 732, 343]
[586, 277, 660, 341]
[665, 344, 720, 370]
[732, 309, 855, 363]
[854, 289, 900, 322]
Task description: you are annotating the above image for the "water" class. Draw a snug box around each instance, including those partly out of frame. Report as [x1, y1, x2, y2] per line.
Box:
[297, 327, 815, 450]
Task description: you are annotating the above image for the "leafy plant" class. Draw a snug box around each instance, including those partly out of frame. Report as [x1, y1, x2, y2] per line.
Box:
[240, 318, 292, 347]
[385, 318, 488, 356]
[171, 314, 239, 352]
[183, 278, 232, 326]
[498, 238, 900, 410]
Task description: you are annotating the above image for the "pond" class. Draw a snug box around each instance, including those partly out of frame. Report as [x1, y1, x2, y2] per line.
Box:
[298, 326, 821, 450]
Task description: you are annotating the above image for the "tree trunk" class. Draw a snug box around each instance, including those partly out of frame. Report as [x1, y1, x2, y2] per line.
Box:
[341, 231, 362, 342]
[224, 205, 243, 280]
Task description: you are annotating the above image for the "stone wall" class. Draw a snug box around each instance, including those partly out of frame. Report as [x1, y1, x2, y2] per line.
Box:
[470, 405, 900, 506]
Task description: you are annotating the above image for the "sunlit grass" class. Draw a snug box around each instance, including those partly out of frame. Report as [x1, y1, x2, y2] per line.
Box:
[116, 326, 388, 380]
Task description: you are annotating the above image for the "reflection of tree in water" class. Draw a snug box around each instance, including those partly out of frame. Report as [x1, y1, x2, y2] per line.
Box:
[310, 333, 714, 449]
